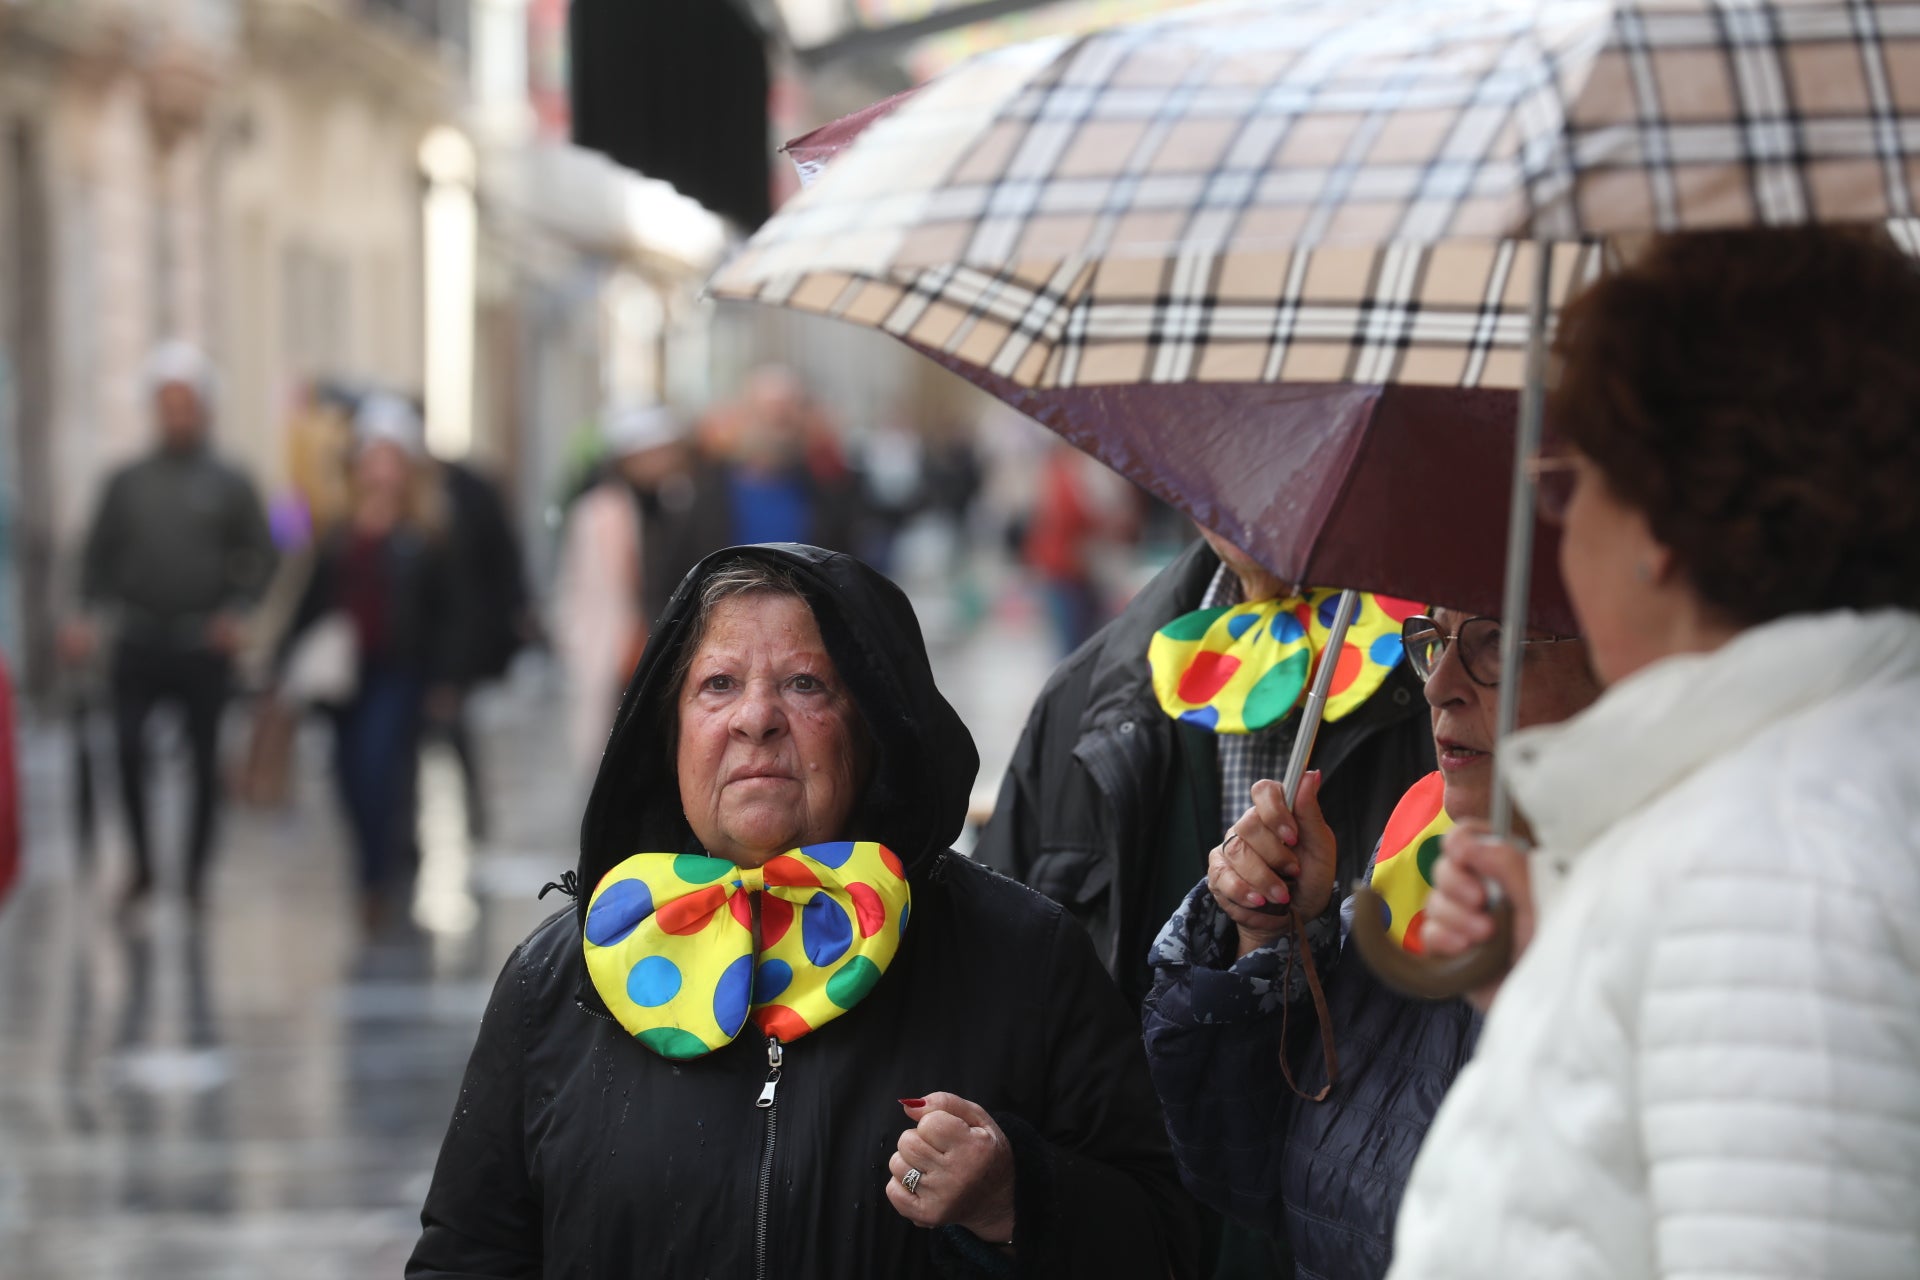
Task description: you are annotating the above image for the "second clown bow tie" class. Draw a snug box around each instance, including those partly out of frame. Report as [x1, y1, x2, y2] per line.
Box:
[1149, 589, 1422, 734]
[582, 842, 910, 1060]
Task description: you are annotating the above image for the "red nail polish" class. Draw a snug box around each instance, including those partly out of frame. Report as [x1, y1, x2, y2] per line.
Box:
[898, 1097, 926, 1108]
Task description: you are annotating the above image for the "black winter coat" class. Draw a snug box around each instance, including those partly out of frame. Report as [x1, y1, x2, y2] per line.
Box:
[976, 541, 1434, 1008]
[408, 543, 1196, 1280]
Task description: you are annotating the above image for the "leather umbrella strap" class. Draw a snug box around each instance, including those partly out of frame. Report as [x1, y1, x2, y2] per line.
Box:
[1276, 902, 1339, 1102]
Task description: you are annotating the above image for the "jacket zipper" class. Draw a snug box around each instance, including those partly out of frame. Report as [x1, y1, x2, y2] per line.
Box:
[753, 1035, 783, 1280]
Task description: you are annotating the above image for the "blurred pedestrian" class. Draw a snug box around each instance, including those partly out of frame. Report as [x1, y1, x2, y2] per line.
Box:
[1399, 228, 1920, 1277]
[434, 454, 536, 841]
[1021, 443, 1138, 656]
[705, 367, 857, 553]
[553, 404, 716, 769]
[62, 342, 277, 911]
[274, 394, 461, 934]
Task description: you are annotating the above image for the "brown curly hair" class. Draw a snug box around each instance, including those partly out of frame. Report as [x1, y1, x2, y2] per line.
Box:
[1549, 227, 1920, 627]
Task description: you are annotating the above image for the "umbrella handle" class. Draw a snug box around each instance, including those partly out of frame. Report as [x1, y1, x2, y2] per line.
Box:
[1348, 879, 1513, 1000]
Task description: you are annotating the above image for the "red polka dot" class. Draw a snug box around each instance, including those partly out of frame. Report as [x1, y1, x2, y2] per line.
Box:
[848, 882, 886, 938]
[1177, 651, 1242, 703]
[1373, 594, 1423, 623]
[656, 885, 728, 936]
[762, 856, 820, 889]
[1328, 644, 1362, 695]
[1403, 909, 1428, 954]
[1378, 772, 1447, 855]
[753, 1004, 813, 1041]
[876, 845, 904, 879]
[761, 894, 795, 948]
[728, 891, 754, 932]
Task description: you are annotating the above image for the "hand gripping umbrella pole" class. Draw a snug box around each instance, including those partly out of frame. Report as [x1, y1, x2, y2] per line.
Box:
[1332, 248, 1556, 1000]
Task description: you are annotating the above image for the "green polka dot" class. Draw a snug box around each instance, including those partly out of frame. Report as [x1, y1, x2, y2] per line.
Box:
[674, 853, 734, 884]
[1159, 606, 1231, 641]
[1242, 650, 1311, 729]
[1415, 835, 1444, 886]
[824, 955, 883, 1010]
[637, 1026, 712, 1059]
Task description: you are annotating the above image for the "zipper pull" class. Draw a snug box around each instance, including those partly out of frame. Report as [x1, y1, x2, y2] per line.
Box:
[755, 1037, 783, 1109]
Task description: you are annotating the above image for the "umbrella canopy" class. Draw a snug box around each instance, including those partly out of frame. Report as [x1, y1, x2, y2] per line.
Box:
[715, 0, 1920, 387]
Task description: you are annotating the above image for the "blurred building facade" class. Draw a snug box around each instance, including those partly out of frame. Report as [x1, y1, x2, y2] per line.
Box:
[0, 0, 729, 696]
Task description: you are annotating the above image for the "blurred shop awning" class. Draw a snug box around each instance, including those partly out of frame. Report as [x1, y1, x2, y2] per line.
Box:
[569, 0, 773, 230]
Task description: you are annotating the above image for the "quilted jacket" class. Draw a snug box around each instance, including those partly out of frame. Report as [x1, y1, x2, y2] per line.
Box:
[1390, 609, 1920, 1279]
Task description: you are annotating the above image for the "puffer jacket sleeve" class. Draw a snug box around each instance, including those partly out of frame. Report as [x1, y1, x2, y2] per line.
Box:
[934, 900, 1201, 1278]
[408, 939, 542, 1279]
[1141, 879, 1341, 1232]
[1637, 801, 1920, 1278]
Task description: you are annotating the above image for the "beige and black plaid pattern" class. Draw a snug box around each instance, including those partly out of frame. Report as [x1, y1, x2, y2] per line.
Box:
[712, 0, 1920, 388]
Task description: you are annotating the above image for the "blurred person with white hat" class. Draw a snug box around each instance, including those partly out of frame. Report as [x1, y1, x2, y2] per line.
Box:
[271, 392, 461, 935]
[62, 341, 277, 912]
[553, 403, 719, 770]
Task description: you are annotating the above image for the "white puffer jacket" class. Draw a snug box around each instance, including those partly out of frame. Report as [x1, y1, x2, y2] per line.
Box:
[1389, 609, 1920, 1280]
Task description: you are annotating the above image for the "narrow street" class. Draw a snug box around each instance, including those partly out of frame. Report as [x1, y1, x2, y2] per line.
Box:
[0, 591, 1057, 1280]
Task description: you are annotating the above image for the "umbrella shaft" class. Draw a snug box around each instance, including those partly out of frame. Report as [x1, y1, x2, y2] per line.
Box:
[1283, 589, 1361, 810]
[1489, 245, 1557, 839]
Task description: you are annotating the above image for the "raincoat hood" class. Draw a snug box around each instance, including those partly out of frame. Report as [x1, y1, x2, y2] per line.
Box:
[576, 543, 978, 923]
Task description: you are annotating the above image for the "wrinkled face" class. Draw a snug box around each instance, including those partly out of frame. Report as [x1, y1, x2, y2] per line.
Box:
[675, 593, 870, 867]
[155, 381, 206, 450]
[1422, 606, 1600, 820]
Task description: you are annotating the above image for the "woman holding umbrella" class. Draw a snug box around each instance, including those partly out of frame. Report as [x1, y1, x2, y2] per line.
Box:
[1400, 228, 1920, 1276]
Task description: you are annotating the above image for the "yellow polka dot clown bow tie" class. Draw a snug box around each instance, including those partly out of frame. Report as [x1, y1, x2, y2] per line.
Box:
[1367, 771, 1454, 953]
[582, 843, 910, 1060]
[1149, 589, 1420, 734]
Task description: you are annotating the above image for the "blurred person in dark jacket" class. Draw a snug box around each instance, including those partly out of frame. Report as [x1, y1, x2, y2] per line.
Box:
[62, 342, 277, 911]
[275, 394, 462, 934]
[433, 454, 536, 841]
[1141, 607, 1599, 1279]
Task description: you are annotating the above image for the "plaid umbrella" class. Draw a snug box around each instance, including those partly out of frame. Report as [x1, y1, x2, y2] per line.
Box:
[717, 0, 1920, 993]
[716, 0, 1920, 388]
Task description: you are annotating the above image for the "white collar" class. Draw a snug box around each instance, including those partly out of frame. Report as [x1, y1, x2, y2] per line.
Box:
[1503, 609, 1920, 853]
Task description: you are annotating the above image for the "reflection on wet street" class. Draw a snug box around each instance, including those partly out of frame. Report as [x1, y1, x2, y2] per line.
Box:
[0, 606, 1053, 1279]
[0, 670, 567, 1279]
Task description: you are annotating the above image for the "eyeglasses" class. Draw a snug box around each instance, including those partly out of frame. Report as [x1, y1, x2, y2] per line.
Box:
[1525, 454, 1581, 524]
[1401, 615, 1578, 688]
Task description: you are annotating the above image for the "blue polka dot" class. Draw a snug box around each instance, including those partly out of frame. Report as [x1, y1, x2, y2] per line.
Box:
[1317, 596, 1341, 628]
[713, 954, 753, 1038]
[1269, 611, 1306, 644]
[1377, 897, 1393, 929]
[1179, 706, 1221, 729]
[1370, 633, 1406, 667]
[627, 955, 682, 1008]
[753, 958, 794, 1004]
[899, 901, 910, 938]
[585, 879, 653, 947]
[1225, 611, 1259, 641]
[805, 841, 856, 869]
[802, 894, 853, 968]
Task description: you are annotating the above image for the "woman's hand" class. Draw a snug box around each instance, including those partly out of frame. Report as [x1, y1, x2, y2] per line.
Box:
[1207, 771, 1338, 958]
[1422, 820, 1537, 1012]
[886, 1094, 1016, 1248]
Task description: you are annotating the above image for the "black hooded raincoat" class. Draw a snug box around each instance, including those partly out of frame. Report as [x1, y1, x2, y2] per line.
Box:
[408, 545, 1195, 1280]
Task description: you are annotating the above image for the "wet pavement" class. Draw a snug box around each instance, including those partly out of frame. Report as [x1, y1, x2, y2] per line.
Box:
[0, 583, 1056, 1279]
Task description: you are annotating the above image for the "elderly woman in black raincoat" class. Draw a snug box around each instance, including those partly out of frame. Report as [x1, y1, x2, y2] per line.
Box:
[408, 543, 1194, 1278]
